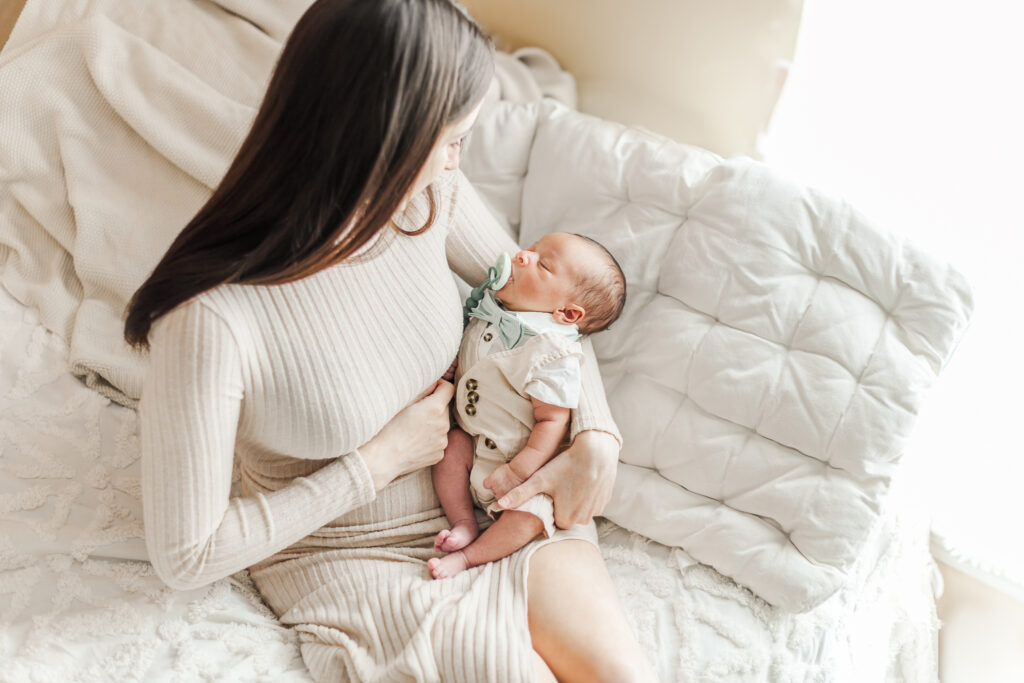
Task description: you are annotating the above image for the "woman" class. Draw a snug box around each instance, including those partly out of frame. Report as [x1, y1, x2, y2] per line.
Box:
[125, 1, 654, 680]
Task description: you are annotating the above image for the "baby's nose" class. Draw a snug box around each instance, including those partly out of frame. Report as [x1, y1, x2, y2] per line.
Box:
[515, 250, 534, 266]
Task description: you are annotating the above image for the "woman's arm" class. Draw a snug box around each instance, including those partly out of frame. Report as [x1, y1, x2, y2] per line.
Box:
[141, 301, 378, 591]
[497, 429, 620, 528]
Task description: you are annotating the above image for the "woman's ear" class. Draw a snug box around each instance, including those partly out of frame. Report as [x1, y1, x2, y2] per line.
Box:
[553, 304, 584, 325]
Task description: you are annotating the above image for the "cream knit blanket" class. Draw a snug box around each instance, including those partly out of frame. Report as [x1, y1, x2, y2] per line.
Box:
[0, 0, 571, 408]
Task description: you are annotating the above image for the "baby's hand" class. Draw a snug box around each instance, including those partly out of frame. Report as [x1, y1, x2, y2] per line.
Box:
[482, 463, 525, 501]
[441, 357, 458, 382]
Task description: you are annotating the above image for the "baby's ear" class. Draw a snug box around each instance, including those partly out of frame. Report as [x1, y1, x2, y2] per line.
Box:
[554, 304, 584, 325]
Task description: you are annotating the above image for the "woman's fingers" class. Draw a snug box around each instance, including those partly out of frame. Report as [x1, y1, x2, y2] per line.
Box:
[440, 357, 459, 381]
[496, 432, 620, 529]
[496, 468, 546, 511]
[426, 381, 453, 465]
[411, 377, 452, 407]
[363, 379, 459, 488]
[412, 380, 440, 404]
[483, 464, 524, 500]
[430, 379, 454, 402]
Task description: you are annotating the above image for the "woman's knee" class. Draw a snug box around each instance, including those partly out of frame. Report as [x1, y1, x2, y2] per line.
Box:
[544, 643, 653, 683]
[527, 540, 656, 682]
[587, 651, 656, 683]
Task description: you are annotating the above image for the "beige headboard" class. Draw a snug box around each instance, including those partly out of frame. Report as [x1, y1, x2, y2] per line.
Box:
[2, 0, 802, 158]
[0, 0, 27, 52]
[461, 0, 803, 158]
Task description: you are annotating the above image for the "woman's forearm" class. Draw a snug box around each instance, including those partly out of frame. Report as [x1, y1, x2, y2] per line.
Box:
[144, 449, 376, 591]
[570, 337, 622, 447]
[142, 302, 379, 591]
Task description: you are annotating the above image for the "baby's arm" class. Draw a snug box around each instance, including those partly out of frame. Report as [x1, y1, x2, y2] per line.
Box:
[484, 397, 570, 496]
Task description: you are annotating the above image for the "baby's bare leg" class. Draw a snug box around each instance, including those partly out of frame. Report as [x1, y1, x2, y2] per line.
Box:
[429, 509, 545, 579]
[431, 428, 479, 553]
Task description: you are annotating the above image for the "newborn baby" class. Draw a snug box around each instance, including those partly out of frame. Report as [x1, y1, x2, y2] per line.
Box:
[429, 232, 626, 579]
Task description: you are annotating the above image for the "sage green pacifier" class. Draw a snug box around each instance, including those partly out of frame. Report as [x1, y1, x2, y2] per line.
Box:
[463, 252, 511, 326]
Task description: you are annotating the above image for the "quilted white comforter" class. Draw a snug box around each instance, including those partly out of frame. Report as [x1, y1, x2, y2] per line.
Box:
[462, 101, 973, 611]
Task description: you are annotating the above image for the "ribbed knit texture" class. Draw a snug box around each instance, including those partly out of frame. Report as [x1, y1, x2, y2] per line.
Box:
[139, 170, 620, 682]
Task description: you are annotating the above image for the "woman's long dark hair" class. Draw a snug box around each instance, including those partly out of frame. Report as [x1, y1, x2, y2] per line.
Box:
[124, 0, 493, 349]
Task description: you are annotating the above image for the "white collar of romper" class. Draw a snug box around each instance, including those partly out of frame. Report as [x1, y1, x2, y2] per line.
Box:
[509, 311, 581, 341]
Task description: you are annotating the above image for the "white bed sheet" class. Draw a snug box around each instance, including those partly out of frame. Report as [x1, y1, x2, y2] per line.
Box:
[0, 284, 939, 682]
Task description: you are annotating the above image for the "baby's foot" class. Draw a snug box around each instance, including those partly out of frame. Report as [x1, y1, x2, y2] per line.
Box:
[433, 519, 478, 553]
[428, 552, 469, 579]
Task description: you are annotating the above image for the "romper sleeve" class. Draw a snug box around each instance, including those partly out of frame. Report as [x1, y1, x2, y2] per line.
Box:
[443, 169, 622, 447]
[524, 354, 582, 409]
[140, 301, 377, 591]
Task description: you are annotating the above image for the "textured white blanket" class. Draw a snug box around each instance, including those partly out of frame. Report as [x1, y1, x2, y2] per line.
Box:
[0, 0, 302, 406]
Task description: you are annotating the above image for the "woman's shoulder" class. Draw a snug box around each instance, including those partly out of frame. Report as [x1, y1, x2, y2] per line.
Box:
[152, 287, 248, 347]
[162, 286, 236, 320]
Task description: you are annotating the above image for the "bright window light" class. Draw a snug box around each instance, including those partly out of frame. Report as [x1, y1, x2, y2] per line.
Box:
[761, 0, 1024, 597]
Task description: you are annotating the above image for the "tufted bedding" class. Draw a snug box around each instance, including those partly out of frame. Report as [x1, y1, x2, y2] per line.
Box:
[462, 100, 973, 611]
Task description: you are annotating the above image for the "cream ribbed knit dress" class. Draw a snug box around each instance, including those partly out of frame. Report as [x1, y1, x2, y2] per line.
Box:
[139, 170, 621, 682]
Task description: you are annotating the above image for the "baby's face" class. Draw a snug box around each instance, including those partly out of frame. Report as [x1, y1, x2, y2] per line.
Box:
[495, 232, 603, 326]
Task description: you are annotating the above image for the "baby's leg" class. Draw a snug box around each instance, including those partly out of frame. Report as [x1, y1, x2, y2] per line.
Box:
[431, 427, 479, 553]
[428, 509, 545, 579]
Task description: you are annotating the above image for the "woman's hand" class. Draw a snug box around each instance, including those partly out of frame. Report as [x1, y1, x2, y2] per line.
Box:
[492, 430, 619, 529]
[360, 380, 455, 490]
[441, 357, 458, 382]
[482, 463, 525, 499]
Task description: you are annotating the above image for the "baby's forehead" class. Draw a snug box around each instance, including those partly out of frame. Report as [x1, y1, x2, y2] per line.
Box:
[563, 233, 606, 261]
[536, 232, 590, 253]
[556, 236, 612, 282]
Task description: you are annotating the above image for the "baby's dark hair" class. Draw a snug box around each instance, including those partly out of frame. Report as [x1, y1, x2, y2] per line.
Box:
[571, 234, 626, 335]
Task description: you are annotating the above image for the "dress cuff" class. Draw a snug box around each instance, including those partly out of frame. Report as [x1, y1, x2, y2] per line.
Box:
[338, 448, 377, 506]
[569, 418, 623, 450]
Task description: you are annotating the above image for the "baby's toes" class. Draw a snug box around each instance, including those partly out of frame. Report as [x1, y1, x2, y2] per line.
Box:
[440, 529, 468, 552]
[427, 558, 444, 579]
[434, 530, 452, 552]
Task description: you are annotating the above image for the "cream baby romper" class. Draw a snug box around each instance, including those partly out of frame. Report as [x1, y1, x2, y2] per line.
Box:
[453, 315, 584, 537]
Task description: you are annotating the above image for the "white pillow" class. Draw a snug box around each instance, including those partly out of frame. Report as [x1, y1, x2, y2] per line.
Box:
[464, 100, 973, 611]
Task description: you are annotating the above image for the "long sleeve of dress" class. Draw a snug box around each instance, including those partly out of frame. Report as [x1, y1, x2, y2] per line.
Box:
[444, 170, 622, 447]
[140, 301, 377, 591]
